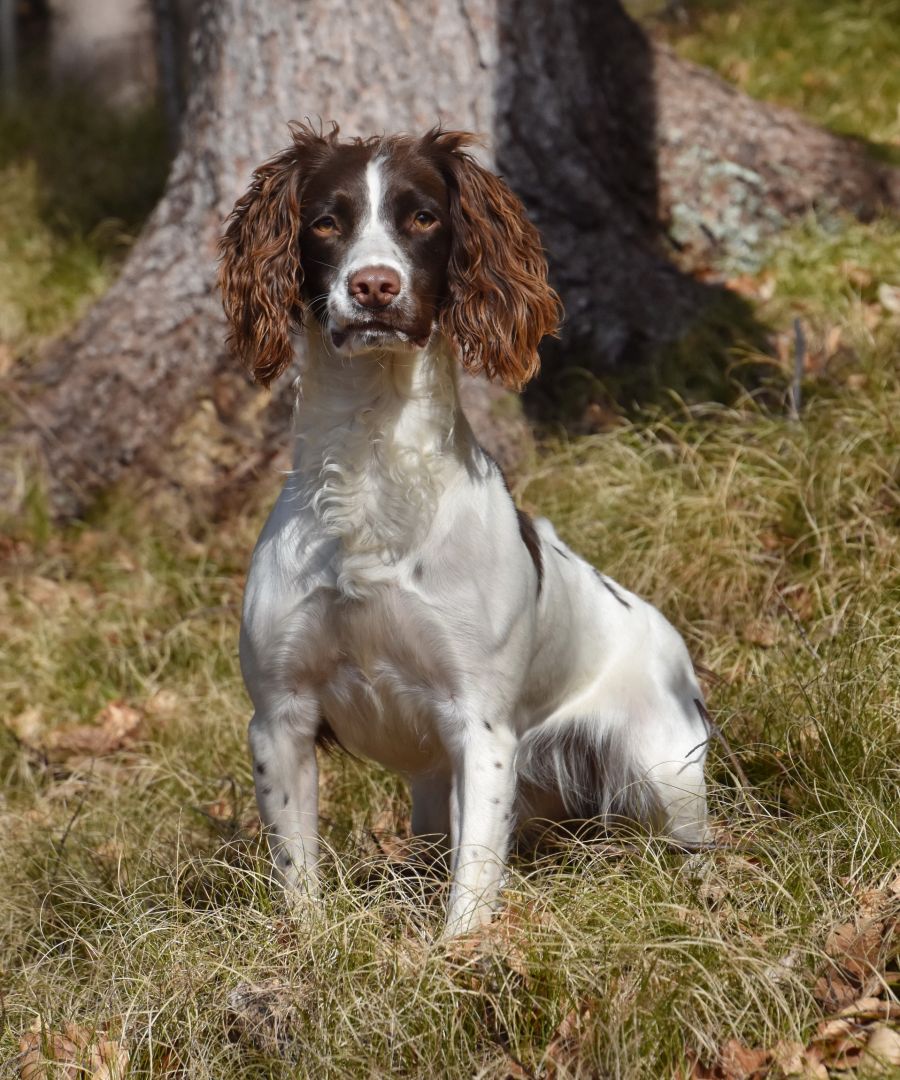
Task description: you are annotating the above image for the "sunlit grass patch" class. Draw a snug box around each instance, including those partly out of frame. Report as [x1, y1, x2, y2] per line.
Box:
[0, 88, 167, 359]
[1, 21, 899, 1076]
[659, 0, 900, 160]
[2, 300, 898, 1072]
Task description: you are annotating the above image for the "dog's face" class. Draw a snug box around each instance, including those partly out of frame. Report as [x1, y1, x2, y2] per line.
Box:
[299, 141, 453, 356]
[219, 125, 560, 388]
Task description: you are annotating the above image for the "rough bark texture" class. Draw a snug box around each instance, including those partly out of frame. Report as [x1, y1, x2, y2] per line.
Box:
[3, 0, 898, 518]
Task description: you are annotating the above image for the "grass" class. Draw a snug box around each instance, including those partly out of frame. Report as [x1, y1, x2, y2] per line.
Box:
[0, 85, 168, 360]
[658, 0, 900, 161]
[2, 11, 900, 1079]
[1, 243, 898, 1074]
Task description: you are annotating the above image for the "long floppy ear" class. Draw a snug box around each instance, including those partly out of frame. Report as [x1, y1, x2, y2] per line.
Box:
[428, 130, 562, 390]
[218, 123, 332, 386]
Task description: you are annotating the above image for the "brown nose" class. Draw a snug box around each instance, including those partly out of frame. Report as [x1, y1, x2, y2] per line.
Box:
[348, 265, 401, 309]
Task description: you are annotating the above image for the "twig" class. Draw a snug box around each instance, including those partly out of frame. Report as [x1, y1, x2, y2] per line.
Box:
[50, 763, 95, 882]
[789, 317, 805, 420]
[695, 699, 755, 815]
[776, 592, 823, 664]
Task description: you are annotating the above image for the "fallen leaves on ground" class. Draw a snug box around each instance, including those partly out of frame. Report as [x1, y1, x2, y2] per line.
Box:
[17, 1020, 128, 1080]
[197, 779, 260, 839]
[443, 903, 558, 989]
[4, 701, 143, 764]
[684, 875, 900, 1078]
[815, 876, 899, 1010]
[542, 999, 598, 1078]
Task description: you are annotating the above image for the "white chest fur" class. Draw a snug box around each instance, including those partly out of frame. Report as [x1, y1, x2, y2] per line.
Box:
[292, 338, 463, 600]
[239, 336, 518, 771]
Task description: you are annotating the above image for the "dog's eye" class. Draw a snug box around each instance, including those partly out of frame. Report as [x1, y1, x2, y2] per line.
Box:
[312, 216, 338, 236]
[412, 210, 438, 230]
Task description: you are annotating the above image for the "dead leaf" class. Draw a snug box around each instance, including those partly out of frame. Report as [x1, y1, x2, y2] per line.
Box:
[543, 1001, 595, 1078]
[841, 261, 874, 290]
[724, 58, 751, 88]
[815, 971, 863, 1011]
[839, 998, 900, 1022]
[876, 283, 900, 314]
[724, 272, 775, 300]
[862, 302, 883, 331]
[780, 584, 814, 621]
[369, 805, 413, 860]
[719, 1039, 770, 1079]
[771, 1040, 828, 1079]
[824, 324, 843, 359]
[43, 702, 143, 759]
[20, 575, 94, 612]
[197, 782, 259, 839]
[499, 1055, 531, 1080]
[859, 1024, 900, 1074]
[759, 530, 788, 553]
[825, 919, 886, 982]
[742, 619, 778, 648]
[144, 688, 183, 719]
[17, 1022, 128, 1080]
[581, 400, 624, 433]
[5, 707, 45, 745]
[92, 840, 125, 866]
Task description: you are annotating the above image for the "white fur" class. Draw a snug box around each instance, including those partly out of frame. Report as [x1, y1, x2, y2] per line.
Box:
[240, 160, 710, 936]
[241, 331, 711, 938]
[327, 157, 411, 343]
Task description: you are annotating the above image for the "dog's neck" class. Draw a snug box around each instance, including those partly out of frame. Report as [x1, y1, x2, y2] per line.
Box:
[291, 330, 479, 595]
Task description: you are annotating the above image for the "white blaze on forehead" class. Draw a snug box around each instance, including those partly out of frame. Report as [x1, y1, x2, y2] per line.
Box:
[363, 157, 383, 233]
[344, 156, 405, 279]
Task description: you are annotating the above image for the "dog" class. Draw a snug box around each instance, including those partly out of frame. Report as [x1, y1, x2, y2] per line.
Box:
[219, 124, 711, 937]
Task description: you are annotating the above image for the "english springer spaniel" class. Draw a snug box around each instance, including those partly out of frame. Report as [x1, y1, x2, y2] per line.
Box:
[219, 124, 711, 937]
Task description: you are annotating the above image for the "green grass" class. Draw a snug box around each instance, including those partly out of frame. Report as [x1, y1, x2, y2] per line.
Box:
[1, 256, 898, 1073]
[2, 9, 900, 1078]
[661, 0, 900, 160]
[0, 88, 167, 359]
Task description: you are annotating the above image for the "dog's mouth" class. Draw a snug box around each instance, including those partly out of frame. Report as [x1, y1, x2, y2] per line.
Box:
[330, 319, 431, 351]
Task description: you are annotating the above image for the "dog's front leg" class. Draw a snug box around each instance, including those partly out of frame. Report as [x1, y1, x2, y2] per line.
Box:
[443, 722, 518, 938]
[248, 705, 320, 901]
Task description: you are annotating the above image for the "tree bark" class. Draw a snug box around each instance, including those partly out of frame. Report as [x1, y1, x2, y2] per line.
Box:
[3, 0, 898, 519]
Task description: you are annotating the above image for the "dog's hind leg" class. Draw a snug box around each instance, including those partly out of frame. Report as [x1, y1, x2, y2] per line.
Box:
[516, 699, 712, 846]
[248, 694, 321, 899]
[633, 698, 713, 848]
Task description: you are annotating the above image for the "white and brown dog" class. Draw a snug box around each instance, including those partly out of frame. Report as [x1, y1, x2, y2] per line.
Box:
[219, 124, 711, 937]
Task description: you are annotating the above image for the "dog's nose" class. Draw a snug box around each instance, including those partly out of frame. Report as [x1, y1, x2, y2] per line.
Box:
[348, 266, 401, 309]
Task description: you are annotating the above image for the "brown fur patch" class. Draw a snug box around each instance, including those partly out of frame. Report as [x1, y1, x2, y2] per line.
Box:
[516, 509, 544, 595]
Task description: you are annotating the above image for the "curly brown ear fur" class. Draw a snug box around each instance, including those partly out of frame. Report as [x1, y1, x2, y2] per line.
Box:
[218, 123, 334, 386]
[426, 130, 561, 390]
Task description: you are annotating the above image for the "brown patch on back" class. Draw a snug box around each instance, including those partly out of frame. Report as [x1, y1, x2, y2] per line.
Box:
[315, 716, 345, 754]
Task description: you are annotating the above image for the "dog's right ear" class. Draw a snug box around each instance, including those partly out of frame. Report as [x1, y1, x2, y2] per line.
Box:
[219, 123, 332, 386]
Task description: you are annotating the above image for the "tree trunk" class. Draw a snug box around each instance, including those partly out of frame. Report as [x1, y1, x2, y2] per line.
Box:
[4, 0, 898, 519]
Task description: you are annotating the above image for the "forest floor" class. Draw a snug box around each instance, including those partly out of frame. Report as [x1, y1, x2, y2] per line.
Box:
[1, 4, 899, 1078]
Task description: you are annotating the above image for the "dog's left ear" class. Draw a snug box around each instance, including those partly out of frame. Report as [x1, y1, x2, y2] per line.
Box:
[219, 123, 332, 386]
[427, 130, 562, 390]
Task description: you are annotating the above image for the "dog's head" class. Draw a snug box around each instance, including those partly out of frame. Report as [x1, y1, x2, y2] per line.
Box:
[219, 123, 561, 389]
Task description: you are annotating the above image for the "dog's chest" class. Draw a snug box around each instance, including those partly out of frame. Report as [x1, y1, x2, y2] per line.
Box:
[314, 586, 457, 773]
